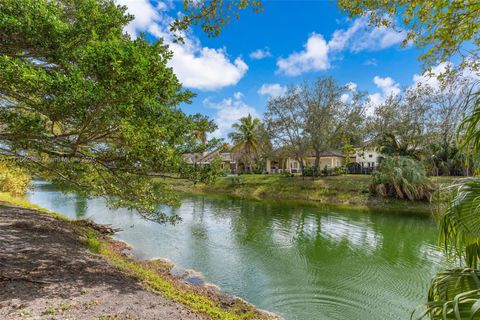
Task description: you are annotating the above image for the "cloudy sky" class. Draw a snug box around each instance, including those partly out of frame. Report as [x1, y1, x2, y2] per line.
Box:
[116, 0, 446, 138]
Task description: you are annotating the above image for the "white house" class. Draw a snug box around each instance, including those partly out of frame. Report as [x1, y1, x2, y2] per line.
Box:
[354, 147, 382, 169]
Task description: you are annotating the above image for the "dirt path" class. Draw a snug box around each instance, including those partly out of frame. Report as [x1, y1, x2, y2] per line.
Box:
[0, 204, 208, 320]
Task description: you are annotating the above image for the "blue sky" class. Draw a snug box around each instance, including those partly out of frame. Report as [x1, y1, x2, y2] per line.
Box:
[117, 0, 436, 138]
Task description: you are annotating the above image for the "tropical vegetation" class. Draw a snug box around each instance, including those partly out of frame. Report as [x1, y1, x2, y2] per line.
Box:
[0, 0, 225, 222]
[370, 156, 432, 201]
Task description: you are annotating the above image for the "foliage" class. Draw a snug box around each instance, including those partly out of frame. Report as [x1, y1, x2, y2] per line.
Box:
[303, 166, 320, 177]
[337, 0, 480, 72]
[460, 91, 480, 157]
[302, 77, 366, 169]
[439, 179, 480, 269]
[0, 161, 31, 196]
[342, 142, 355, 167]
[181, 155, 224, 185]
[189, 113, 223, 153]
[228, 114, 262, 173]
[419, 83, 480, 319]
[264, 87, 309, 173]
[333, 166, 347, 176]
[0, 0, 220, 222]
[370, 156, 432, 201]
[191, 113, 217, 144]
[413, 269, 480, 320]
[367, 86, 433, 159]
[170, 0, 263, 40]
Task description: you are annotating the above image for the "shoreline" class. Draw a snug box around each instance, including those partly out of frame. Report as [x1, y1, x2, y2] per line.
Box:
[159, 175, 454, 217]
[0, 192, 280, 320]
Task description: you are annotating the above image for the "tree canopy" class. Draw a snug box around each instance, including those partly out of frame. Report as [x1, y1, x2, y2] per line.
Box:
[0, 0, 219, 222]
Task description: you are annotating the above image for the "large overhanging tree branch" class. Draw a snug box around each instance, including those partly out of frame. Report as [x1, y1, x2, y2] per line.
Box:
[0, 0, 222, 223]
[337, 0, 480, 72]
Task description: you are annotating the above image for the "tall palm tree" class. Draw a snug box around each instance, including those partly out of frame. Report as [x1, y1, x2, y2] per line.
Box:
[192, 114, 216, 144]
[228, 114, 261, 173]
[416, 89, 480, 319]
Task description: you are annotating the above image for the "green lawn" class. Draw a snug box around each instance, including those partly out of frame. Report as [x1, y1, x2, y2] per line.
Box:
[163, 174, 461, 215]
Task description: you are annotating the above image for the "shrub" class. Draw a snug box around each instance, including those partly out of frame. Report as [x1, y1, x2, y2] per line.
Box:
[303, 166, 320, 177]
[370, 156, 432, 201]
[333, 166, 347, 175]
[281, 170, 293, 177]
[0, 161, 31, 196]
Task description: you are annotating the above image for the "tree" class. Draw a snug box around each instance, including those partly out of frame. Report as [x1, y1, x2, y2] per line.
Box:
[264, 88, 309, 174]
[170, 0, 264, 41]
[191, 114, 217, 144]
[370, 156, 432, 201]
[301, 77, 366, 171]
[342, 140, 355, 169]
[337, 0, 480, 72]
[0, 0, 219, 222]
[367, 85, 433, 159]
[228, 114, 261, 173]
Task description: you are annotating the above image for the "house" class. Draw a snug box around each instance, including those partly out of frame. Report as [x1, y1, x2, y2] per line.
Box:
[349, 147, 383, 174]
[183, 145, 240, 173]
[266, 150, 346, 174]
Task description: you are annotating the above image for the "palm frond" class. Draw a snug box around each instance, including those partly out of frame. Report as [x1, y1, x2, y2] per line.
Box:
[413, 269, 480, 320]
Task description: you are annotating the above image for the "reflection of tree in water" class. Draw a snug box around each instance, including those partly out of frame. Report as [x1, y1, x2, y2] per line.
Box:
[74, 194, 88, 218]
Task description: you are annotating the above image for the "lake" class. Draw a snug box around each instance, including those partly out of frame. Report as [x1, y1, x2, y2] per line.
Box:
[27, 181, 445, 320]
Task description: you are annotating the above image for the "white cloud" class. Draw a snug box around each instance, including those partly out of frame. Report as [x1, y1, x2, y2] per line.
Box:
[249, 47, 272, 60]
[204, 94, 260, 138]
[345, 82, 357, 91]
[277, 33, 330, 76]
[364, 58, 378, 66]
[329, 16, 406, 53]
[116, 0, 248, 91]
[116, 0, 160, 38]
[168, 42, 248, 90]
[258, 83, 287, 98]
[373, 76, 401, 97]
[276, 17, 404, 76]
[340, 94, 350, 104]
[340, 82, 358, 104]
[367, 76, 401, 111]
[412, 62, 452, 90]
[233, 91, 244, 100]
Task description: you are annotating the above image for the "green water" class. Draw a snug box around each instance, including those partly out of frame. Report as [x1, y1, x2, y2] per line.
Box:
[27, 181, 445, 320]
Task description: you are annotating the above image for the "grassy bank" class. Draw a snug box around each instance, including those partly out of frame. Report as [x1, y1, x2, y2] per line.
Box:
[162, 174, 459, 215]
[0, 192, 277, 320]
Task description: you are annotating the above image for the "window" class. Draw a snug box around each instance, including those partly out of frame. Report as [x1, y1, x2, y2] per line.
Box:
[369, 154, 373, 158]
[291, 161, 298, 169]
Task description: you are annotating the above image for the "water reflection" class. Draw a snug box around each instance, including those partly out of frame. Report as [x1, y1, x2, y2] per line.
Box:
[27, 182, 445, 320]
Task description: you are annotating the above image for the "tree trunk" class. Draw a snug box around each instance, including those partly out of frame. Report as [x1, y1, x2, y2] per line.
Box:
[314, 150, 320, 176]
[298, 156, 305, 178]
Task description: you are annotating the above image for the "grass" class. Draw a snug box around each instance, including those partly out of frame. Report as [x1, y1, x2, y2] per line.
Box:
[160, 174, 460, 215]
[0, 191, 275, 320]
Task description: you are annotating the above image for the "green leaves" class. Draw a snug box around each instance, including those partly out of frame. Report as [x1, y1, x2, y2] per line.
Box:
[370, 156, 432, 201]
[413, 269, 480, 320]
[0, 0, 214, 222]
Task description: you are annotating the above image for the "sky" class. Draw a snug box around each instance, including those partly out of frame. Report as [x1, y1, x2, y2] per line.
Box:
[116, 0, 447, 139]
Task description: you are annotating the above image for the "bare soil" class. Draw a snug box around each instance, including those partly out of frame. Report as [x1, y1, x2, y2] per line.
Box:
[0, 204, 208, 320]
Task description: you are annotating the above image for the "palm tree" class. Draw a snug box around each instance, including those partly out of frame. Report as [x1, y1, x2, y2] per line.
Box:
[370, 156, 432, 201]
[228, 114, 261, 173]
[415, 89, 480, 319]
[192, 114, 217, 144]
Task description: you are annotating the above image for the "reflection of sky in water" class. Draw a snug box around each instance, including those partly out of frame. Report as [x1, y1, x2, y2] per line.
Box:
[320, 216, 382, 251]
[27, 181, 448, 320]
